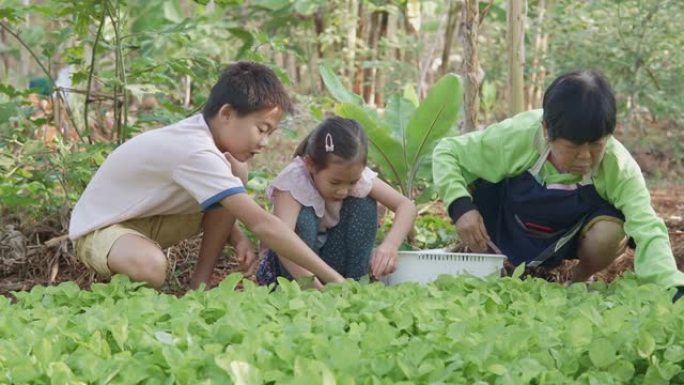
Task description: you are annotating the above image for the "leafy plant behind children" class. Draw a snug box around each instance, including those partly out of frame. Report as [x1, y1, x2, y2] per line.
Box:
[319, 63, 463, 203]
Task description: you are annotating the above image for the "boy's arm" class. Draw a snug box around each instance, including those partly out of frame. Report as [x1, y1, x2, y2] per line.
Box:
[228, 224, 257, 275]
[191, 209, 256, 289]
[224, 153, 259, 274]
[368, 178, 417, 277]
[220, 193, 345, 284]
[191, 207, 234, 289]
[270, 190, 324, 287]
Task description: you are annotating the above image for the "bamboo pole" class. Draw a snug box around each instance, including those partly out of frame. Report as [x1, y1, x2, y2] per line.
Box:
[463, 0, 480, 132]
[507, 0, 526, 115]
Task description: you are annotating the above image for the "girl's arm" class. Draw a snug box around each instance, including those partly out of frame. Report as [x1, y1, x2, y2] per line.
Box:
[368, 178, 417, 278]
[271, 190, 325, 288]
[219, 193, 344, 284]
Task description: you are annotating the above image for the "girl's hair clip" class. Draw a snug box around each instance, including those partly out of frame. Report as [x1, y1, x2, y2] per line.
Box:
[324, 133, 334, 153]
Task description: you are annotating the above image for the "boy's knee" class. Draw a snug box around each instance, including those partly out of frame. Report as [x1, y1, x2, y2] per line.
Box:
[123, 252, 168, 288]
[142, 253, 168, 288]
[108, 235, 168, 288]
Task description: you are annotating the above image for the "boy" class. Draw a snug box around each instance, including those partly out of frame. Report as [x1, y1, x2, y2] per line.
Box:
[69, 62, 345, 288]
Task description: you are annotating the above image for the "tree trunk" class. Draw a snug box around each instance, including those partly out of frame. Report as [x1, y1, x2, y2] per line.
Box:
[285, 50, 297, 86]
[390, 11, 401, 62]
[373, 10, 389, 106]
[352, 1, 366, 98]
[363, 11, 382, 105]
[273, 51, 283, 76]
[312, 9, 326, 92]
[404, 0, 421, 94]
[507, 0, 525, 115]
[462, 0, 480, 132]
[1, 28, 8, 79]
[346, 0, 359, 84]
[533, 30, 550, 106]
[526, 0, 550, 110]
[20, 0, 31, 84]
[439, 0, 463, 77]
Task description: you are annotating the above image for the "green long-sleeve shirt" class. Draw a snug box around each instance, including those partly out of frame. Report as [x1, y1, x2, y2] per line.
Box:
[433, 109, 684, 288]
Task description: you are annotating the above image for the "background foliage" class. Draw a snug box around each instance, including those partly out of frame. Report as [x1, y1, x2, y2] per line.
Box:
[1, 0, 683, 237]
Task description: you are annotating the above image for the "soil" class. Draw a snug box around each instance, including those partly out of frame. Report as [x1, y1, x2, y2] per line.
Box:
[1, 184, 683, 298]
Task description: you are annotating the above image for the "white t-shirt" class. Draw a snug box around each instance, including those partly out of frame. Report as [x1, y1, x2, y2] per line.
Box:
[69, 114, 245, 240]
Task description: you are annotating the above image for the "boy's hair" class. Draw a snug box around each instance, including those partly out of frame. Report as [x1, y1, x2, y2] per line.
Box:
[202, 62, 294, 120]
[542, 70, 616, 144]
[294, 116, 368, 170]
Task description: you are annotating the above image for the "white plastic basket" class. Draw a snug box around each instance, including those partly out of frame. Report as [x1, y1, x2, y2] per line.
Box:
[382, 249, 506, 285]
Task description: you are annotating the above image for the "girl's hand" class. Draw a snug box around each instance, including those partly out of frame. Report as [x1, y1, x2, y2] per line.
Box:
[455, 209, 490, 252]
[309, 277, 324, 290]
[366, 178, 416, 279]
[234, 238, 257, 275]
[370, 243, 399, 278]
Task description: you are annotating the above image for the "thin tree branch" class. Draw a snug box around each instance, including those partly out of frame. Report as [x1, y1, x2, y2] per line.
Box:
[0, 20, 84, 142]
[105, 0, 128, 142]
[84, 9, 107, 144]
[478, 0, 494, 26]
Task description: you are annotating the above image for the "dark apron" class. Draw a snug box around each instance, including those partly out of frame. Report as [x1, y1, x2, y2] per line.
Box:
[473, 146, 624, 267]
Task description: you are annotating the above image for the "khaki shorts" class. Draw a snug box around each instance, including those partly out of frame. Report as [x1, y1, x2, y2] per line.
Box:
[74, 213, 203, 276]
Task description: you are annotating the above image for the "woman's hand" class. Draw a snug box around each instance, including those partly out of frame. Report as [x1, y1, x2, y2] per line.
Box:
[370, 242, 399, 278]
[455, 209, 490, 252]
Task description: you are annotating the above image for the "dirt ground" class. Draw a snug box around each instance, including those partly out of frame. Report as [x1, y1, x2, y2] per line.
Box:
[515, 187, 684, 283]
[2, 184, 683, 298]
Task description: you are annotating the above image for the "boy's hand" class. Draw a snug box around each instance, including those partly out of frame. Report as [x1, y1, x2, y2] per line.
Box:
[455, 209, 490, 252]
[370, 243, 398, 278]
[224, 152, 249, 185]
[234, 238, 257, 275]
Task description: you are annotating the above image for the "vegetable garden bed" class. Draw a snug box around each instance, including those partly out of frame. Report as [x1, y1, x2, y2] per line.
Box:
[2, 273, 682, 384]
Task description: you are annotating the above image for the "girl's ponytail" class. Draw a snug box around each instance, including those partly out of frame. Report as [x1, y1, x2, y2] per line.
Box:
[294, 132, 313, 157]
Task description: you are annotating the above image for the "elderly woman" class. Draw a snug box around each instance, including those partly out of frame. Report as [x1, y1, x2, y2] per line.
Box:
[433, 70, 683, 300]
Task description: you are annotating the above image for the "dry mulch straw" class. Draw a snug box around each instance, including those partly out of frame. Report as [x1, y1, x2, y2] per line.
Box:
[2, 189, 684, 297]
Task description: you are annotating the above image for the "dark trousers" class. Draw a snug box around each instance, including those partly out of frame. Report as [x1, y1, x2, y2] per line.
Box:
[256, 197, 378, 284]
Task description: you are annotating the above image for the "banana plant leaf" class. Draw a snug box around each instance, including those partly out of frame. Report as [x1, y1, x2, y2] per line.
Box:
[404, 73, 463, 192]
[336, 103, 408, 195]
[319, 64, 364, 105]
[320, 63, 463, 200]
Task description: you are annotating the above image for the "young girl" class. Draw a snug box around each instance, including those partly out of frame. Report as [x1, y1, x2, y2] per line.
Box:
[256, 117, 417, 287]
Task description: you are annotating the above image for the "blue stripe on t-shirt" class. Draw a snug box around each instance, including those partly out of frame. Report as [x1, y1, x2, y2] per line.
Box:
[200, 186, 246, 211]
